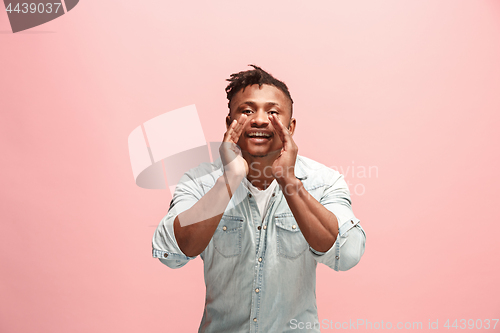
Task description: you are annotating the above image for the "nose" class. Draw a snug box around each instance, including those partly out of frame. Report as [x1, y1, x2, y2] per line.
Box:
[250, 109, 270, 127]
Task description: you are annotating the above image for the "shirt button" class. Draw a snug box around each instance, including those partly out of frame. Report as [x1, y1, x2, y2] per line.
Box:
[248, 193, 252, 198]
[258, 257, 262, 262]
[335, 256, 339, 260]
[292, 225, 296, 229]
[253, 318, 257, 322]
[163, 253, 168, 258]
[351, 220, 354, 224]
[222, 226, 227, 231]
[255, 288, 260, 293]
[272, 193, 275, 197]
[257, 226, 261, 230]
[263, 225, 267, 230]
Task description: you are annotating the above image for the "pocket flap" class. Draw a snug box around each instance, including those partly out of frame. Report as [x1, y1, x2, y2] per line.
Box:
[218, 215, 244, 232]
[275, 214, 300, 232]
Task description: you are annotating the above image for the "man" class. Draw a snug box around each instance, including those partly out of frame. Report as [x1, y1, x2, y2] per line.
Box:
[152, 65, 366, 332]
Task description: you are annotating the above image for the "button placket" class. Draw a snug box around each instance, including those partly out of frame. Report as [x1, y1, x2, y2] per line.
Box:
[249, 183, 279, 332]
[246, 189, 262, 329]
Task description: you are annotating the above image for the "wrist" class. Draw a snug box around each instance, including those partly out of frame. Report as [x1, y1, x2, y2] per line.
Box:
[222, 169, 246, 183]
[277, 176, 302, 193]
[218, 172, 244, 196]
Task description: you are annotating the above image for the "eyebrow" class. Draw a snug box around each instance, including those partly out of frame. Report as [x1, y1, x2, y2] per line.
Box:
[237, 101, 280, 110]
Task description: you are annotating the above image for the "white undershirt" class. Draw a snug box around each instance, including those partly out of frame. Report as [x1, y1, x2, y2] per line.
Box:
[242, 178, 278, 221]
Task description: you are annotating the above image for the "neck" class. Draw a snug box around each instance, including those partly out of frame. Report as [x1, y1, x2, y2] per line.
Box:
[243, 150, 280, 190]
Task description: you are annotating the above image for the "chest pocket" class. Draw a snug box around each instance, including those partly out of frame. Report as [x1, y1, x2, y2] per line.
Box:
[213, 215, 244, 258]
[275, 213, 308, 259]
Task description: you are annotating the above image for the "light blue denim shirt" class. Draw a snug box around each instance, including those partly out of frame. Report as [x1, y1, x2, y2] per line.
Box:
[152, 155, 366, 333]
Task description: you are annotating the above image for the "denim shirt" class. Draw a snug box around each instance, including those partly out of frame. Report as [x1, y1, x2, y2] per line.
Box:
[152, 155, 366, 333]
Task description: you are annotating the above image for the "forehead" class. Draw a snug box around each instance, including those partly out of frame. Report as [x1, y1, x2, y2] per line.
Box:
[230, 84, 291, 114]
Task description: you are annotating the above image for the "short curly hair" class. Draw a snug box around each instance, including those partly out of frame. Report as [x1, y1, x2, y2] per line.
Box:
[225, 65, 293, 115]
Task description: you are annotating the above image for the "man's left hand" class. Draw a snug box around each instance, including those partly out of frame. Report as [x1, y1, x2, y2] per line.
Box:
[269, 114, 298, 186]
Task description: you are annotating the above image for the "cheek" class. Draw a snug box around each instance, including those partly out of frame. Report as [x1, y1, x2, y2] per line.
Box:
[277, 115, 290, 127]
[272, 136, 283, 148]
[236, 136, 245, 146]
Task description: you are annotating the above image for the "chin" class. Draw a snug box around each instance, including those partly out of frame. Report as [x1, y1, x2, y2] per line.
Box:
[245, 150, 270, 158]
[249, 153, 269, 158]
[244, 147, 280, 159]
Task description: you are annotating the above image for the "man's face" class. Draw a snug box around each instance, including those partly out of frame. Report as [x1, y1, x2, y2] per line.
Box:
[226, 84, 296, 159]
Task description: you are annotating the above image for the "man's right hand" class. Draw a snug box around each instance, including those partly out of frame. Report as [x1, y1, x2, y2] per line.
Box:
[219, 114, 248, 179]
[173, 114, 248, 257]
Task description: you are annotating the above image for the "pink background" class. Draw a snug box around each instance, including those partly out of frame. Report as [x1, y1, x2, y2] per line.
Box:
[1, 1, 499, 332]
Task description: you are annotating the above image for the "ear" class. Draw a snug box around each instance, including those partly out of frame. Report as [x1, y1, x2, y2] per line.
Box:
[288, 117, 296, 136]
[226, 114, 232, 130]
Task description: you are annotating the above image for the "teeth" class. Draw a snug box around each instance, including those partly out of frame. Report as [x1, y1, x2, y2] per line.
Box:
[249, 132, 270, 137]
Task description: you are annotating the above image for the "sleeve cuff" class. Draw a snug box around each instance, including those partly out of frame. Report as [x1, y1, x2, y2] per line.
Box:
[309, 217, 364, 271]
[152, 248, 196, 269]
[309, 217, 361, 255]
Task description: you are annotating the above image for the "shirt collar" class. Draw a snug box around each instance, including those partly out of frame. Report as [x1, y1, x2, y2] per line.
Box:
[294, 156, 308, 180]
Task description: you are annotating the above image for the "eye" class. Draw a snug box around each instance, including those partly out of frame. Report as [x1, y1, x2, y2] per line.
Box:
[242, 109, 253, 114]
[268, 110, 278, 115]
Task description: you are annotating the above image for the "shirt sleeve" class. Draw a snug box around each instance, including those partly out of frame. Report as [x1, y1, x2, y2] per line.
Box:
[309, 172, 366, 271]
[152, 171, 204, 269]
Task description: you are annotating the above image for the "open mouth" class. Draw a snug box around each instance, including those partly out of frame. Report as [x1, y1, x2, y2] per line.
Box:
[247, 131, 272, 138]
[247, 132, 272, 142]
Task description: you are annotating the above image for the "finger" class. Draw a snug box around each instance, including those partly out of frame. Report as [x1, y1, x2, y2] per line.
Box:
[269, 114, 291, 145]
[231, 115, 248, 142]
[234, 114, 247, 135]
[224, 119, 238, 142]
